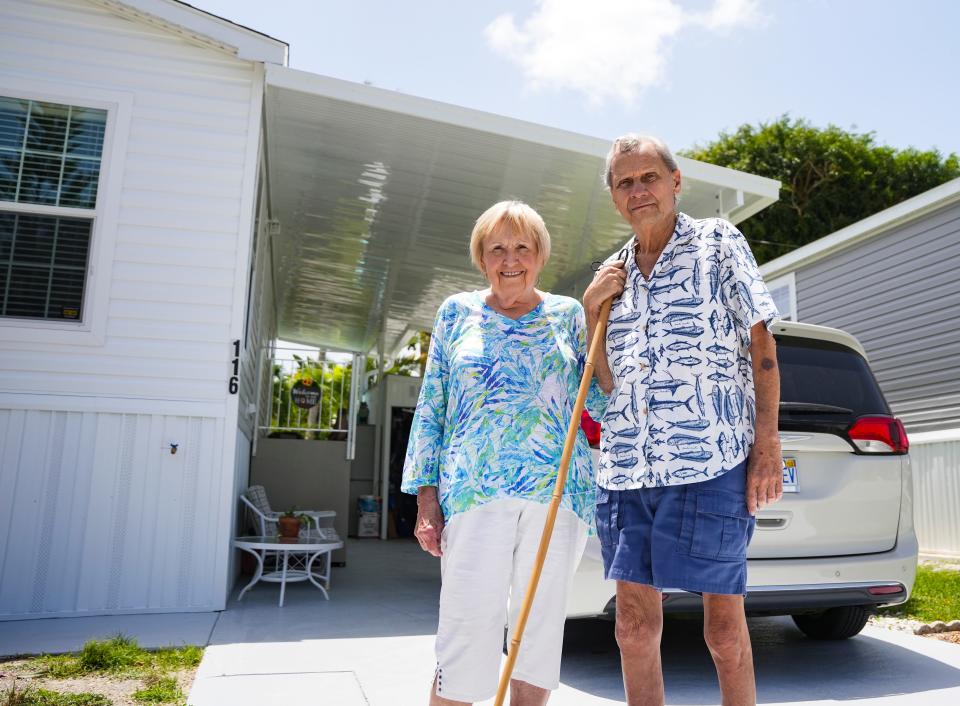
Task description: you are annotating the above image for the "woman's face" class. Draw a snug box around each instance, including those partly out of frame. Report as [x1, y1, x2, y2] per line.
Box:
[482, 224, 542, 298]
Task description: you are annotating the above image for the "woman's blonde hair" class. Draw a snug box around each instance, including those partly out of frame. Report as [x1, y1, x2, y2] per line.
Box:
[469, 200, 551, 275]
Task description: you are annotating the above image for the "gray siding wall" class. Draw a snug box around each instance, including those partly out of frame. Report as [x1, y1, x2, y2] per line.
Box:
[795, 200, 960, 433]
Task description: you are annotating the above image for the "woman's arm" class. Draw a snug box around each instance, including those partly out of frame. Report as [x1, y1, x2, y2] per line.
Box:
[401, 301, 453, 556]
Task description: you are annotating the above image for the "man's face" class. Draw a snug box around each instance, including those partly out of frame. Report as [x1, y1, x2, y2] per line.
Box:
[609, 144, 681, 233]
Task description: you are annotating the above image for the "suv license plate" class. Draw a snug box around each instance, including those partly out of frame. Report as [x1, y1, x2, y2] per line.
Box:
[782, 457, 798, 493]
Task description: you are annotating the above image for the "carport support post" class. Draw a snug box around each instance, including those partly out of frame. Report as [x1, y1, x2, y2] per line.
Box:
[377, 329, 389, 540]
[346, 352, 361, 461]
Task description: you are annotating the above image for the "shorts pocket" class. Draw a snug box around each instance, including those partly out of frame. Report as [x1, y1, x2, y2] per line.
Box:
[595, 488, 617, 547]
[689, 491, 752, 561]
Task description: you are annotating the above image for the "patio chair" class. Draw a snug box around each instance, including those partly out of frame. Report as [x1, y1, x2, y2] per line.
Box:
[241, 485, 337, 538]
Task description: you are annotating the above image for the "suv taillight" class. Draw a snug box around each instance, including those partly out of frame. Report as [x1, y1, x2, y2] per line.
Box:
[847, 415, 909, 454]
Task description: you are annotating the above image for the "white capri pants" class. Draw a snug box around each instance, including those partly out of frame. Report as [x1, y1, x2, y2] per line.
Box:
[434, 497, 588, 703]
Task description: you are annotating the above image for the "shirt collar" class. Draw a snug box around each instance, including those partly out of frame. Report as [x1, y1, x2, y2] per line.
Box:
[622, 212, 693, 280]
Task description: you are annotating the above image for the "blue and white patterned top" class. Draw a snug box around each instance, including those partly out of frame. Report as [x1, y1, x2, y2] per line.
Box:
[401, 291, 608, 527]
[599, 213, 779, 490]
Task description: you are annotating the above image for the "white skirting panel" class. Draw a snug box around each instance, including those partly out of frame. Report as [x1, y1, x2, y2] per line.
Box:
[0, 408, 225, 619]
[910, 437, 960, 558]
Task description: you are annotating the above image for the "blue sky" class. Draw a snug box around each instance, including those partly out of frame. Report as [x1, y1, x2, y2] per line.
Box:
[194, 0, 959, 157]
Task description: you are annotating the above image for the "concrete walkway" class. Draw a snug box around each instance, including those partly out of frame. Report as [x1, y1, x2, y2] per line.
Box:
[4, 538, 960, 705]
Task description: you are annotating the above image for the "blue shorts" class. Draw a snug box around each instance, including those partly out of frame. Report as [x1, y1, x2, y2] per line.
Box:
[596, 460, 755, 595]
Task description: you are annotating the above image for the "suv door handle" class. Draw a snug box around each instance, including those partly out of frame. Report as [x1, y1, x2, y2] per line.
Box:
[756, 511, 792, 530]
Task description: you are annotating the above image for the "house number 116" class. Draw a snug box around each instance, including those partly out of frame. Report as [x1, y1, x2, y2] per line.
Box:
[229, 339, 240, 394]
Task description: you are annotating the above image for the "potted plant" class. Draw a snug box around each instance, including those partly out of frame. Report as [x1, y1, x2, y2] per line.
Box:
[279, 508, 307, 538]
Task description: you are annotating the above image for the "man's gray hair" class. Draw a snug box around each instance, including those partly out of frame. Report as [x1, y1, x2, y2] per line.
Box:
[604, 134, 679, 189]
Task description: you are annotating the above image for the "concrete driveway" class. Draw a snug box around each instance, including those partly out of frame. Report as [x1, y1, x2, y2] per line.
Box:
[4, 538, 957, 704]
[187, 539, 960, 705]
[555, 616, 960, 705]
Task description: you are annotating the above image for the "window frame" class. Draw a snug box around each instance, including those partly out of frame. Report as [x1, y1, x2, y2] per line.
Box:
[0, 78, 132, 346]
[767, 271, 798, 322]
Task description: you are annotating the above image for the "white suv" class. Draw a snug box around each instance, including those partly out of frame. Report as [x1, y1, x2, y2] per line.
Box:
[567, 320, 918, 640]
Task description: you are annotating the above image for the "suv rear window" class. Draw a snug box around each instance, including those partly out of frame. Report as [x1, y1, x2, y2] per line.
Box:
[775, 334, 890, 431]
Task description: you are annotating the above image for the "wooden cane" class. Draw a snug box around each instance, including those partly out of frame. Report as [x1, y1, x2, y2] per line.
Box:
[492, 296, 613, 706]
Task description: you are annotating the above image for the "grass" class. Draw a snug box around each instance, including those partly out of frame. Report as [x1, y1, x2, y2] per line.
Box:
[131, 675, 182, 704]
[38, 636, 201, 680]
[2, 684, 111, 706]
[2, 636, 201, 706]
[880, 562, 960, 623]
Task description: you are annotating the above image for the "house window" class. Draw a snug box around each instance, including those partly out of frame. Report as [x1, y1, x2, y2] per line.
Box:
[767, 271, 797, 321]
[0, 97, 106, 320]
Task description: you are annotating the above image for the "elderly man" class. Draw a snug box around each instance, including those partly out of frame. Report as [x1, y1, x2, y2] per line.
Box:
[583, 135, 782, 706]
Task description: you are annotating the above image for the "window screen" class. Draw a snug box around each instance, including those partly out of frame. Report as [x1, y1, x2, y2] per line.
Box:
[0, 212, 92, 319]
[0, 97, 106, 321]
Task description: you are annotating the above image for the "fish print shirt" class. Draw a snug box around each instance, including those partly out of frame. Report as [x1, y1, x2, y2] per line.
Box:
[401, 291, 608, 527]
[599, 213, 780, 490]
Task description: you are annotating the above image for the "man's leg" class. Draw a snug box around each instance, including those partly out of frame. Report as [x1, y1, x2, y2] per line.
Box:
[615, 581, 665, 706]
[702, 594, 755, 706]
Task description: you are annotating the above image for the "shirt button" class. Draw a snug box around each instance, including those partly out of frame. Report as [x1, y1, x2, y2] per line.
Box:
[641, 403, 648, 414]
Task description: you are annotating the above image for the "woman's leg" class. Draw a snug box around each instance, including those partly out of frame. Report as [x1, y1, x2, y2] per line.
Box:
[507, 502, 589, 704]
[432, 500, 524, 704]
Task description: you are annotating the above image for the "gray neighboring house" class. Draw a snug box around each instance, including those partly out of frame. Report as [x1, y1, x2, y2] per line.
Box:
[760, 176, 960, 558]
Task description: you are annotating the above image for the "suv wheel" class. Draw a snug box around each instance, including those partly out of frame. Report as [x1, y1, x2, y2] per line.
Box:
[792, 606, 870, 640]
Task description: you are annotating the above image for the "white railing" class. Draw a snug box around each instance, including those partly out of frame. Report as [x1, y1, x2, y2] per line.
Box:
[258, 346, 357, 441]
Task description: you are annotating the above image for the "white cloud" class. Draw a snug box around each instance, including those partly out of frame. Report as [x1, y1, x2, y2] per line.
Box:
[695, 0, 765, 30]
[485, 0, 765, 105]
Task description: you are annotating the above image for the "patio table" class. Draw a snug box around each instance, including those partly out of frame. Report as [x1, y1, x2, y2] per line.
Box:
[234, 530, 343, 607]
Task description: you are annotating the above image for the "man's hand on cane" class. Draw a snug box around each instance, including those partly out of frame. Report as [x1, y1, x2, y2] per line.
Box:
[583, 260, 626, 396]
[415, 485, 444, 557]
[584, 260, 627, 314]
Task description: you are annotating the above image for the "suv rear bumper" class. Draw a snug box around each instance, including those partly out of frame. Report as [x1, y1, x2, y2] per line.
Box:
[569, 530, 919, 618]
[661, 582, 907, 615]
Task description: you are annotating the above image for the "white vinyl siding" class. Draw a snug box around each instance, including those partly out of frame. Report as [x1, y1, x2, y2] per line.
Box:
[794, 201, 960, 433]
[0, 0, 264, 618]
[767, 271, 796, 321]
[238, 165, 277, 441]
[0, 408, 226, 617]
[0, 0, 258, 402]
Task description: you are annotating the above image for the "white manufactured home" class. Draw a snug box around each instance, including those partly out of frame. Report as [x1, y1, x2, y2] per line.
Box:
[0, 0, 780, 620]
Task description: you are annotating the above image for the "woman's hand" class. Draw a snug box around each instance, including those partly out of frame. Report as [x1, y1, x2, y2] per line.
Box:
[415, 486, 444, 557]
[584, 260, 626, 314]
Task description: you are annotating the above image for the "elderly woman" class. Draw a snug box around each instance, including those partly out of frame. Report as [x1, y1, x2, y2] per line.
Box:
[402, 201, 607, 706]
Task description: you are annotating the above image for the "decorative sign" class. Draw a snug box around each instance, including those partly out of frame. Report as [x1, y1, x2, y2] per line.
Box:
[291, 379, 321, 409]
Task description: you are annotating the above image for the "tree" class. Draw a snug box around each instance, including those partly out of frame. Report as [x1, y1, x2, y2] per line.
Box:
[386, 331, 430, 377]
[683, 116, 960, 264]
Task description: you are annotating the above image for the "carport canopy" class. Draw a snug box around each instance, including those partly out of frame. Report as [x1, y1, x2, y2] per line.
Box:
[263, 65, 780, 355]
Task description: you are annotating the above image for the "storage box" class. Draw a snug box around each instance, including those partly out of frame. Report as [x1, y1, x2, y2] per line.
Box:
[357, 512, 379, 537]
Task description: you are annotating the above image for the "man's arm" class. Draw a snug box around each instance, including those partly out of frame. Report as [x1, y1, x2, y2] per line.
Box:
[583, 262, 626, 395]
[746, 322, 782, 514]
